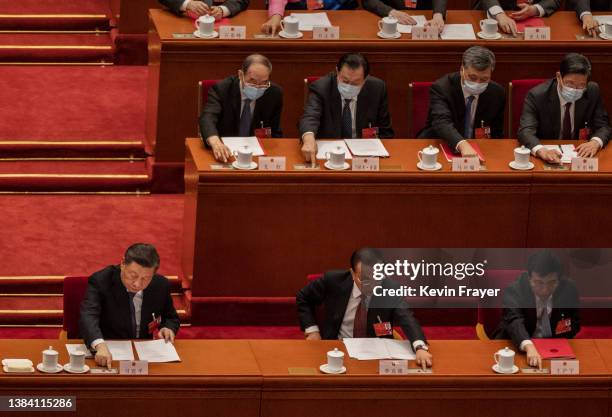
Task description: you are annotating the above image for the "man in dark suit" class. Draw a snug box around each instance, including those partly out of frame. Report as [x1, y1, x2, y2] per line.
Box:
[418, 46, 505, 157]
[518, 53, 610, 163]
[296, 248, 433, 369]
[361, 0, 446, 30]
[200, 54, 283, 162]
[159, 0, 249, 19]
[493, 250, 581, 369]
[299, 53, 394, 163]
[80, 243, 180, 369]
[474, 0, 559, 34]
[569, 0, 611, 36]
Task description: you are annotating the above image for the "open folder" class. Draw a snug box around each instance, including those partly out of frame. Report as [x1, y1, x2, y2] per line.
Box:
[343, 338, 416, 360]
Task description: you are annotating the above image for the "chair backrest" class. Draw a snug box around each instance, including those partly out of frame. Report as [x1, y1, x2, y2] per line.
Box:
[198, 79, 220, 139]
[408, 81, 433, 137]
[477, 269, 523, 338]
[509, 79, 546, 138]
[62, 276, 90, 339]
[303, 76, 321, 106]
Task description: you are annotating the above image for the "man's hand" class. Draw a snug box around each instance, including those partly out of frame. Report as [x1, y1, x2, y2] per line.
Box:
[457, 141, 478, 157]
[208, 136, 233, 162]
[301, 134, 317, 166]
[536, 147, 562, 164]
[525, 344, 542, 369]
[389, 10, 416, 25]
[582, 14, 600, 37]
[305, 331, 322, 340]
[496, 13, 518, 35]
[209, 6, 224, 19]
[94, 342, 113, 370]
[415, 349, 433, 370]
[186, 0, 210, 16]
[576, 140, 601, 157]
[158, 327, 176, 343]
[510, 3, 537, 21]
[261, 14, 282, 35]
[426, 13, 445, 30]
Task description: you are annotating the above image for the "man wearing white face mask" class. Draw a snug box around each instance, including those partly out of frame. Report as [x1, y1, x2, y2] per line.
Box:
[299, 53, 394, 164]
[518, 53, 610, 163]
[418, 46, 505, 157]
[199, 54, 283, 162]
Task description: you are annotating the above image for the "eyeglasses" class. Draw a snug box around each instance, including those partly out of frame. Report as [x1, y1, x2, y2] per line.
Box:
[244, 80, 271, 89]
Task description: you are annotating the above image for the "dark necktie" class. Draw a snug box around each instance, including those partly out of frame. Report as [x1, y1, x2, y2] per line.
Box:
[352, 295, 367, 338]
[128, 292, 138, 338]
[562, 102, 572, 139]
[464, 95, 475, 139]
[238, 99, 252, 137]
[341, 99, 353, 139]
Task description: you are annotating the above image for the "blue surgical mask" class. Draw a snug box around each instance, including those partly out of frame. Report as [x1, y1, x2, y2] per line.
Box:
[463, 79, 488, 96]
[242, 84, 267, 101]
[338, 81, 361, 100]
[559, 79, 585, 103]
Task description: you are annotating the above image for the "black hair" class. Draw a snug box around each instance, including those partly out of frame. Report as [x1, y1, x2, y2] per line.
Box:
[527, 250, 563, 278]
[242, 54, 273, 73]
[336, 53, 370, 77]
[350, 247, 384, 271]
[560, 53, 591, 79]
[124, 243, 160, 270]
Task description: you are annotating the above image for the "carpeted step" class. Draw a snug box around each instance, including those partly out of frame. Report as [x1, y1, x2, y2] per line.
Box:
[0, 140, 148, 159]
[0, 33, 114, 63]
[0, 0, 112, 30]
[0, 160, 151, 191]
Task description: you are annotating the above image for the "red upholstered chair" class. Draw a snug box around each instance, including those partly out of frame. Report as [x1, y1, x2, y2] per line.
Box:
[197, 79, 220, 140]
[476, 269, 523, 340]
[303, 76, 321, 106]
[509, 79, 547, 138]
[408, 82, 433, 137]
[60, 276, 89, 340]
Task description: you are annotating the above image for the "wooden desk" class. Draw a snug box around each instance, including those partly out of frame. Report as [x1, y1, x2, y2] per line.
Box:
[183, 137, 612, 323]
[0, 339, 261, 417]
[148, 9, 612, 186]
[251, 339, 610, 417]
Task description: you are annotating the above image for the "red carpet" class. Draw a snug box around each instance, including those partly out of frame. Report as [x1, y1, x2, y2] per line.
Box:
[0, 0, 111, 30]
[0, 33, 114, 63]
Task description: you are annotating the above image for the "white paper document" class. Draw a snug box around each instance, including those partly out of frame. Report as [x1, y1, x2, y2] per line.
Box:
[134, 339, 181, 363]
[594, 15, 612, 25]
[343, 338, 416, 360]
[221, 136, 265, 156]
[344, 139, 389, 157]
[316, 140, 353, 160]
[544, 144, 577, 164]
[440, 24, 476, 40]
[397, 15, 427, 34]
[105, 340, 134, 361]
[289, 13, 332, 31]
[65, 344, 93, 358]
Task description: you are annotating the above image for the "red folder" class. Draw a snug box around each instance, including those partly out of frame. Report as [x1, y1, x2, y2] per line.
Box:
[439, 142, 485, 163]
[532, 338, 576, 359]
[516, 17, 545, 33]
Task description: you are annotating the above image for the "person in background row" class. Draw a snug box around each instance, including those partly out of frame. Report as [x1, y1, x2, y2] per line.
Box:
[361, 0, 446, 31]
[159, 0, 249, 20]
[518, 53, 610, 163]
[262, 0, 357, 35]
[569, 0, 611, 37]
[473, 0, 559, 34]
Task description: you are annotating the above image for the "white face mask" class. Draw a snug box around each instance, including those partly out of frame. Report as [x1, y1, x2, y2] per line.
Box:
[558, 78, 585, 103]
[461, 68, 489, 96]
[337, 81, 361, 100]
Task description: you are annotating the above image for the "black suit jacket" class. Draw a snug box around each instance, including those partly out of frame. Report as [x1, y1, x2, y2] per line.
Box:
[79, 265, 180, 348]
[473, 0, 559, 15]
[570, 0, 611, 16]
[492, 273, 581, 349]
[199, 75, 283, 142]
[299, 72, 394, 139]
[362, 0, 446, 17]
[159, 0, 249, 15]
[418, 72, 505, 149]
[518, 79, 611, 149]
[296, 270, 426, 344]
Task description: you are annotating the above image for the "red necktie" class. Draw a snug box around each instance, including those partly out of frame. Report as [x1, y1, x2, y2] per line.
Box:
[562, 102, 572, 139]
[352, 296, 367, 337]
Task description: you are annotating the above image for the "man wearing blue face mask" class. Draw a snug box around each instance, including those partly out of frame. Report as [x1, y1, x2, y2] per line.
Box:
[418, 46, 505, 157]
[518, 53, 610, 163]
[299, 53, 394, 164]
[200, 54, 283, 162]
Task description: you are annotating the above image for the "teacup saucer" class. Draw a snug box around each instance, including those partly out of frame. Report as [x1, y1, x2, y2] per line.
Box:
[417, 161, 442, 171]
[324, 161, 350, 171]
[509, 161, 534, 170]
[279, 30, 303, 39]
[232, 161, 258, 170]
[319, 364, 347, 374]
[193, 30, 218, 39]
[377, 31, 401, 39]
[37, 363, 63, 374]
[492, 364, 519, 374]
[477, 31, 502, 40]
[63, 363, 90, 374]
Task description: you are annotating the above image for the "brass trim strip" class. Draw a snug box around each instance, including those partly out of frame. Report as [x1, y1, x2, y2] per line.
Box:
[0, 30, 109, 34]
[0, 158, 146, 162]
[0, 275, 178, 280]
[0, 174, 148, 179]
[0, 14, 108, 18]
[0, 324, 62, 328]
[0, 293, 183, 297]
[0, 45, 112, 50]
[0, 62, 113, 66]
[0, 140, 142, 145]
[0, 191, 150, 195]
[0, 310, 188, 314]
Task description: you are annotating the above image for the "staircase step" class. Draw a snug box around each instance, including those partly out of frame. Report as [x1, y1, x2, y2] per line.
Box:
[0, 33, 114, 63]
[0, 0, 111, 30]
[0, 160, 151, 191]
[0, 140, 148, 159]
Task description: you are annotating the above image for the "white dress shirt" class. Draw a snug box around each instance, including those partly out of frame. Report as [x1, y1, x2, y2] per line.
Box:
[455, 86, 481, 151]
[519, 295, 552, 351]
[91, 290, 144, 350]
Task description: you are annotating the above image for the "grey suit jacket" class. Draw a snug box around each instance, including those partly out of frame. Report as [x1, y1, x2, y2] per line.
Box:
[362, 0, 446, 18]
[159, 0, 249, 16]
[518, 79, 611, 149]
[569, 0, 611, 17]
[473, 0, 559, 16]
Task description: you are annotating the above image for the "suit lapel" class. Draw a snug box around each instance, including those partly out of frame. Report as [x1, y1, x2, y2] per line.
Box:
[548, 80, 562, 139]
[141, 283, 155, 339]
[574, 92, 589, 138]
[330, 76, 342, 138]
[111, 270, 133, 338]
[332, 275, 354, 337]
[355, 79, 370, 136]
[231, 76, 242, 133]
[450, 73, 467, 129]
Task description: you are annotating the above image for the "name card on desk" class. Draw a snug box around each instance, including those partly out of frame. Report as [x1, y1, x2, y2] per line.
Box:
[352, 157, 379, 171]
[379, 360, 409, 375]
[571, 157, 598, 172]
[550, 359, 579, 375]
[452, 156, 479, 172]
[119, 360, 148, 375]
[524, 27, 550, 40]
[219, 26, 246, 39]
[412, 26, 439, 40]
[259, 156, 286, 171]
[313, 26, 340, 40]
